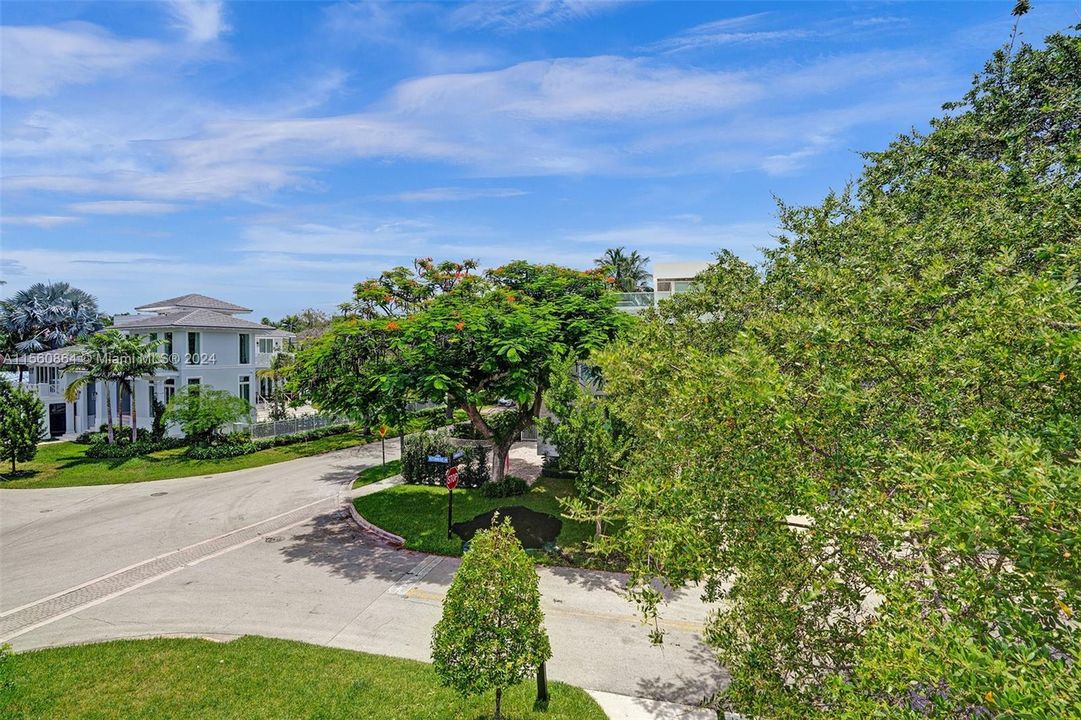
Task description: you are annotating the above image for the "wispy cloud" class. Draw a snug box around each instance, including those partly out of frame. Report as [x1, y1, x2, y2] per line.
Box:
[0, 214, 82, 228]
[650, 14, 810, 53]
[69, 200, 181, 215]
[167, 0, 229, 43]
[0, 23, 161, 99]
[448, 1, 623, 32]
[376, 187, 528, 202]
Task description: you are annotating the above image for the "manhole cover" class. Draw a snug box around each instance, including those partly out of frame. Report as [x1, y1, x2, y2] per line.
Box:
[264, 536, 284, 543]
[150, 492, 168, 497]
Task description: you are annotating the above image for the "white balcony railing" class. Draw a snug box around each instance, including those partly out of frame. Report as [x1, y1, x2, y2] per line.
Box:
[23, 381, 63, 397]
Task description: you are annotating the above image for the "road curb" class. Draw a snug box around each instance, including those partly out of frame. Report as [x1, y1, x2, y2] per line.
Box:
[346, 500, 405, 547]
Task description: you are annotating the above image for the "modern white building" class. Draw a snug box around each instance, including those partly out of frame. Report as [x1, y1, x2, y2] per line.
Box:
[8, 294, 293, 439]
[614, 259, 713, 314]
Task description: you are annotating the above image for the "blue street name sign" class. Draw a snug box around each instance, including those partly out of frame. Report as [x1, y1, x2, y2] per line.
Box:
[427, 454, 450, 463]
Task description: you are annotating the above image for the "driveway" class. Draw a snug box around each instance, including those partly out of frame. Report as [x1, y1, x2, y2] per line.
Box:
[0, 440, 726, 706]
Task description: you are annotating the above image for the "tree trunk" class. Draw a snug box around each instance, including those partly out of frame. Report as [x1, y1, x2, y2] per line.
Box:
[105, 383, 115, 444]
[10, 453, 15, 474]
[129, 381, 138, 443]
[595, 517, 603, 538]
[491, 440, 513, 484]
[493, 687, 502, 720]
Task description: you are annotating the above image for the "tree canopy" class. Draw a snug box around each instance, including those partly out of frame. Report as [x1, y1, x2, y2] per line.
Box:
[164, 385, 250, 443]
[594, 247, 651, 292]
[294, 258, 625, 481]
[0, 282, 104, 354]
[589, 29, 1080, 719]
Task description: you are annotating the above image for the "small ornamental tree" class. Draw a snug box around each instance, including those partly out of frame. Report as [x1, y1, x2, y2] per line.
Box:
[0, 376, 45, 474]
[432, 517, 552, 719]
[164, 385, 250, 443]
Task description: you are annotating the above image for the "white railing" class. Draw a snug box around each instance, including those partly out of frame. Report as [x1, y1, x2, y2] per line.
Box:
[225, 414, 349, 440]
[23, 381, 63, 397]
[255, 351, 277, 367]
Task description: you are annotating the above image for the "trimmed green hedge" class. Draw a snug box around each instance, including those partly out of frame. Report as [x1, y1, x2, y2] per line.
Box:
[480, 475, 528, 498]
[184, 424, 353, 460]
[401, 429, 489, 487]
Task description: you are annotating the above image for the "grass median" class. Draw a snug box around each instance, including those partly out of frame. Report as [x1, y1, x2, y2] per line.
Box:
[0, 431, 373, 490]
[353, 475, 593, 558]
[3, 636, 605, 720]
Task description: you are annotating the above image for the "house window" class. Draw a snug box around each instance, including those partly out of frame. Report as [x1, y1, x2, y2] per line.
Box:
[148, 332, 158, 348]
[258, 337, 274, 354]
[119, 384, 131, 414]
[239, 375, 251, 404]
[239, 334, 251, 364]
[163, 332, 173, 355]
[86, 382, 97, 418]
[35, 367, 60, 384]
[149, 383, 158, 408]
[187, 332, 201, 364]
[164, 379, 175, 402]
[187, 378, 201, 387]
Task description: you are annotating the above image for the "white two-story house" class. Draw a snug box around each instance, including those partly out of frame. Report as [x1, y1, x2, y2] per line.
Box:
[9, 294, 293, 439]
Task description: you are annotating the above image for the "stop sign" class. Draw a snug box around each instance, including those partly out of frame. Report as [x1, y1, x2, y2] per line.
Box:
[446, 466, 459, 489]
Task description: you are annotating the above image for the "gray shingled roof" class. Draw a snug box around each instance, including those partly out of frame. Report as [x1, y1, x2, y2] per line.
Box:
[134, 293, 252, 313]
[114, 309, 276, 331]
[262, 328, 296, 338]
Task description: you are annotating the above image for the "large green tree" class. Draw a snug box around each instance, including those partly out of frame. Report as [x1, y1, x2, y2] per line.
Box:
[164, 386, 250, 443]
[295, 259, 623, 482]
[431, 517, 551, 720]
[0, 377, 45, 474]
[0, 282, 104, 354]
[591, 28, 1081, 719]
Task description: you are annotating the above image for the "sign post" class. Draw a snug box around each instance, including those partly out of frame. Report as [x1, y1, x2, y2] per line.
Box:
[378, 426, 388, 466]
[446, 466, 459, 539]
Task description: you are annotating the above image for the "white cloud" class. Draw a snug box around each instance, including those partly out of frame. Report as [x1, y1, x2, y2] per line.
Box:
[68, 200, 181, 215]
[376, 187, 528, 202]
[650, 14, 810, 53]
[0, 214, 81, 228]
[167, 0, 229, 43]
[0, 23, 161, 99]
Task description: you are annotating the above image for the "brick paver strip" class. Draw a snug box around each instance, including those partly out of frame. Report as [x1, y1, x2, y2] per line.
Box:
[0, 498, 335, 641]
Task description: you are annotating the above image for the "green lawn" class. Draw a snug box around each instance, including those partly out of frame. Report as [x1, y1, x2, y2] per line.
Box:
[354, 458, 402, 489]
[354, 476, 594, 559]
[0, 431, 374, 490]
[2, 636, 605, 720]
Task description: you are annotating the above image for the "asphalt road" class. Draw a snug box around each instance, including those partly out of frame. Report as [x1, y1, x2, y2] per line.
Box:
[0, 440, 726, 705]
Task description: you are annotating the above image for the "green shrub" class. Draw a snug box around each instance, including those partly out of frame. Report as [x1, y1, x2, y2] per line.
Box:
[185, 443, 258, 460]
[84, 436, 187, 458]
[480, 475, 528, 498]
[402, 430, 489, 488]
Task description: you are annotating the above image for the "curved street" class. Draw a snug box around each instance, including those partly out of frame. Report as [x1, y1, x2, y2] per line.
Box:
[0, 440, 726, 709]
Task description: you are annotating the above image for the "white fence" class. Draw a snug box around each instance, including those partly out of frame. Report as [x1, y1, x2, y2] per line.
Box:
[226, 414, 350, 439]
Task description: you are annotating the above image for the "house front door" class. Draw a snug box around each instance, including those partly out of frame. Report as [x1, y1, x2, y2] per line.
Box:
[49, 403, 66, 438]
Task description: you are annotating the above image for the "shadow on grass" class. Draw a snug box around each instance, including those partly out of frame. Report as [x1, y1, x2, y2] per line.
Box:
[0, 469, 40, 482]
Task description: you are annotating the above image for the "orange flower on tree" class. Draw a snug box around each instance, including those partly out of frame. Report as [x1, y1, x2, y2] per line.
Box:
[385, 321, 400, 331]
[455, 321, 465, 331]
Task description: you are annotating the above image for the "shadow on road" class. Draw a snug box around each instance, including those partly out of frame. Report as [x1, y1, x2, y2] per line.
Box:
[277, 509, 421, 584]
[635, 639, 730, 708]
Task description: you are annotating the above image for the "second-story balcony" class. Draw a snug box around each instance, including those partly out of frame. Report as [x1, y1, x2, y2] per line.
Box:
[614, 292, 655, 314]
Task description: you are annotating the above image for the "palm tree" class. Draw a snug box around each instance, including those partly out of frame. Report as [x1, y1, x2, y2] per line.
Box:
[594, 247, 651, 292]
[117, 334, 176, 443]
[0, 282, 105, 354]
[64, 331, 126, 444]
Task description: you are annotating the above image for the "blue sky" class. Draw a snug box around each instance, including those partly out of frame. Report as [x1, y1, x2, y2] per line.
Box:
[1, 1, 1077, 319]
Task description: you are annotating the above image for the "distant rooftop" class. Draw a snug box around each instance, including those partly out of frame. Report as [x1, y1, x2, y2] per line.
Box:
[114, 309, 274, 332]
[134, 293, 252, 315]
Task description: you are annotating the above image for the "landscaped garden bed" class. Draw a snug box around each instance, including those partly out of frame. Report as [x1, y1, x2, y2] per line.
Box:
[2, 636, 605, 720]
[352, 475, 593, 561]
